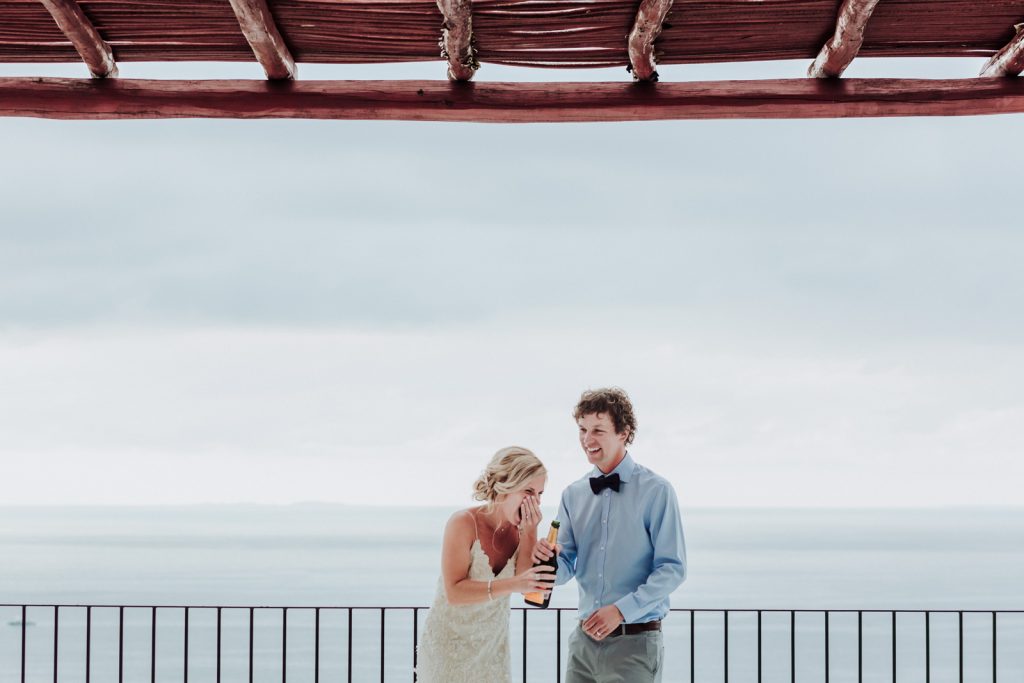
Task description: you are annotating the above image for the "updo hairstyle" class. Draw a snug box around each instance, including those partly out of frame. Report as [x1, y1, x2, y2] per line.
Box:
[472, 446, 546, 508]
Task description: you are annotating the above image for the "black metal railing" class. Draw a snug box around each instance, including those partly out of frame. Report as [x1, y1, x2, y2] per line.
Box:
[2, 605, 1022, 682]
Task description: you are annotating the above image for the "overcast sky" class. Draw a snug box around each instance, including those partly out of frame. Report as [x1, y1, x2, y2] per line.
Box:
[2, 57, 1022, 508]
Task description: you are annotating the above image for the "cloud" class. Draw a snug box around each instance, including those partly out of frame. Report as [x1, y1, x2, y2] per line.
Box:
[1, 325, 1021, 506]
[2, 58, 1023, 506]
[3, 65, 1024, 337]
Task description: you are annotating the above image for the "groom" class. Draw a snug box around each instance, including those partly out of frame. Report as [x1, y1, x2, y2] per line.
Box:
[533, 387, 686, 682]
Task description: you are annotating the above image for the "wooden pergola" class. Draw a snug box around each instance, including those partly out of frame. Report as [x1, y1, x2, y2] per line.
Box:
[2, 0, 1024, 121]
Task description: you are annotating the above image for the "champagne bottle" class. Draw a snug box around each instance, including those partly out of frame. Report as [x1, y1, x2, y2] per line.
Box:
[524, 520, 560, 608]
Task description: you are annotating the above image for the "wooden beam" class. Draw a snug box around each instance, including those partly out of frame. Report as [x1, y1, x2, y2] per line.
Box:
[808, 0, 881, 78]
[37, 0, 117, 78]
[627, 0, 674, 82]
[4, 78, 1024, 122]
[980, 23, 1024, 77]
[436, 0, 477, 81]
[226, 0, 296, 80]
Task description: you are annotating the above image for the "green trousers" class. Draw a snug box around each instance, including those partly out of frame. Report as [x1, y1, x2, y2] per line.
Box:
[565, 624, 664, 683]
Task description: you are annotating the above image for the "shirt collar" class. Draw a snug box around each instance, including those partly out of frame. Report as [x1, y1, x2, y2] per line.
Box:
[591, 452, 635, 483]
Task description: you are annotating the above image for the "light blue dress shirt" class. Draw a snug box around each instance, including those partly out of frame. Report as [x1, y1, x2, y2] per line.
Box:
[554, 453, 687, 623]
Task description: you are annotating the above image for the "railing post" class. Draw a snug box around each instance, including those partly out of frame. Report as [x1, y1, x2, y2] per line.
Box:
[412, 608, 418, 683]
[925, 612, 930, 683]
[825, 611, 829, 683]
[690, 610, 695, 683]
[992, 612, 997, 683]
[522, 608, 528, 683]
[857, 611, 862, 683]
[151, 607, 156, 683]
[86, 606, 92, 683]
[21, 605, 27, 683]
[724, 610, 729, 683]
[184, 607, 189, 683]
[53, 606, 59, 683]
[891, 611, 896, 683]
[283, 607, 288, 683]
[958, 611, 963, 683]
[249, 607, 255, 683]
[757, 611, 762, 683]
[790, 611, 795, 683]
[118, 606, 124, 683]
[556, 609, 562, 683]
[217, 607, 222, 683]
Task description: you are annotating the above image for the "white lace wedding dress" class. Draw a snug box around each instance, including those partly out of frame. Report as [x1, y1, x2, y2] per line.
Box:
[416, 538, 518, 682]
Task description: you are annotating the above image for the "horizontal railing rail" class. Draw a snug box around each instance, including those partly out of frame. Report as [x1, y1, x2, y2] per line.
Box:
[2, 605, 1022, 683]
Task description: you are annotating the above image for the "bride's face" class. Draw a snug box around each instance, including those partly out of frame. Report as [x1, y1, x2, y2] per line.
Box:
[495, 474, 546, 526]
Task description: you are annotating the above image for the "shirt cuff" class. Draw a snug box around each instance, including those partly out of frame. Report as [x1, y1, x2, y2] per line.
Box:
[613, 594, 646, 623]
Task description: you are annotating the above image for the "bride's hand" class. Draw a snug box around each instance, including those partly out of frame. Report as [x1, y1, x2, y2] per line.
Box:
[510, 564, 556, 594]
[519, 495, 542, 532]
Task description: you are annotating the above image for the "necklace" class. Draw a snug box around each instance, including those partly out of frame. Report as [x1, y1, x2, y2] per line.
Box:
[491, 521, 519, 557]
[479, 508, 519, 559]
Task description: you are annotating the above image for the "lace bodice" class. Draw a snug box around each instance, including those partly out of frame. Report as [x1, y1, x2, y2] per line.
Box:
[416, 539, 518, 682]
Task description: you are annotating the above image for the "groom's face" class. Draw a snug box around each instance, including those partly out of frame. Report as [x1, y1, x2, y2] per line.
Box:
[578, 412, 628, 473]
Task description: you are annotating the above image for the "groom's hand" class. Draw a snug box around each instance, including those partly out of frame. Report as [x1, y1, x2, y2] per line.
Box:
[582, 605, 624, 642]
[532, 539, 562, 565]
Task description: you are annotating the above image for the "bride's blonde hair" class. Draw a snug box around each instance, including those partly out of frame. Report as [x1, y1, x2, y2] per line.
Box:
[472, 446, 546, 507]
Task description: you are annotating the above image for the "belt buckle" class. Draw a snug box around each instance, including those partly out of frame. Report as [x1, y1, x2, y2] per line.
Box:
[614, 623, 627, 637]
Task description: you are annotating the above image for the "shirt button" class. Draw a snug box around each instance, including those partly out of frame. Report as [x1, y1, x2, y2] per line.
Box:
[602, 519, 607, 524]
[598, 573, 602, 577]
[600, 546, 605, 550]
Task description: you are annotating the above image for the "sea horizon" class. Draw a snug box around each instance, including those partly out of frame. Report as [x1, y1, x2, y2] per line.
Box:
[5, 502, 1024, 510]
[3, 504, 1023, 681]
[3, 504, 1022, 608]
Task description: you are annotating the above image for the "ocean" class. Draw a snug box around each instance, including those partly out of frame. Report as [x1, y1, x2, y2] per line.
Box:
[1, 505, 1022, 682]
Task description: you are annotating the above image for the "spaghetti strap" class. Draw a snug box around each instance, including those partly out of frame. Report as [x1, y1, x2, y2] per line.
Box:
[470, 508, 481, 542]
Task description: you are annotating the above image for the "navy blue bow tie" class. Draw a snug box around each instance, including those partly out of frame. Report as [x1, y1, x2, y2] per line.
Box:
[589, 473, 621, 494]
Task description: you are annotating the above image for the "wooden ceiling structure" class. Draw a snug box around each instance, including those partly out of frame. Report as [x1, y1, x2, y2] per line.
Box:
[1, 0, 1024, 121]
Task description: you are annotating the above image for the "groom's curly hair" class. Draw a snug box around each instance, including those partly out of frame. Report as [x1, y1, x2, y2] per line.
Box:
[573, 387, 637, 445]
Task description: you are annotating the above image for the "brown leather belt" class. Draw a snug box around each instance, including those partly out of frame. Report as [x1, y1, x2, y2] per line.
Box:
[600, 620, 662, 638]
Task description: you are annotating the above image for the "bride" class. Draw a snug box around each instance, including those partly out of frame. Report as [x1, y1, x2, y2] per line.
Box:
[417, 446, 555, 682]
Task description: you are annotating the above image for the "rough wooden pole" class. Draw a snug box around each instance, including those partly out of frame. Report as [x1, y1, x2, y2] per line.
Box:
[436, 0, 477, 80]
[37, 0, 117, 78]
[808, 0, 881, 78]
[5, 78, 1024, 122]
[226, 0, 297, 80]
[627, 0, 674, 82]
[980, 23, 1024, 77]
